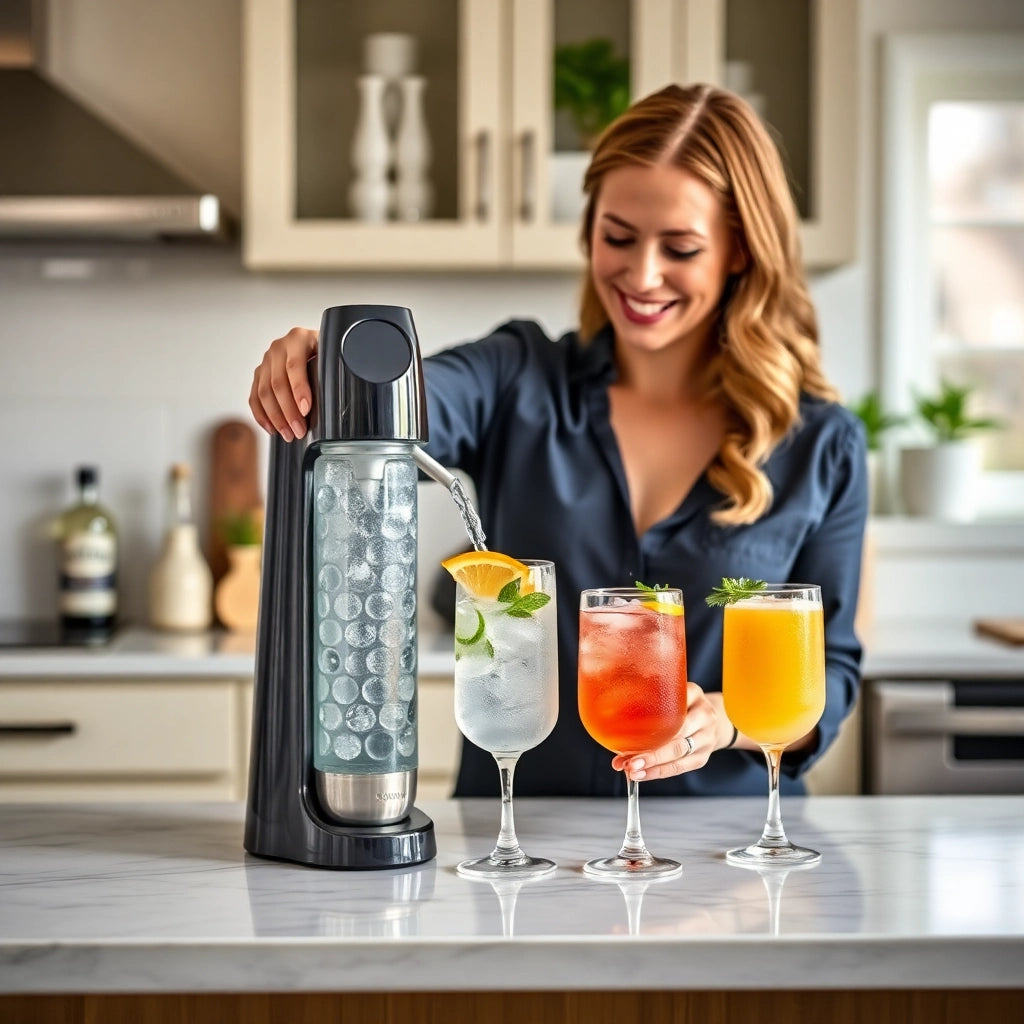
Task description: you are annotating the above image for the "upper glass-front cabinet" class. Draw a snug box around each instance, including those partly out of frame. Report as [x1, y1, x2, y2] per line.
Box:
[243, 0, 857, 270]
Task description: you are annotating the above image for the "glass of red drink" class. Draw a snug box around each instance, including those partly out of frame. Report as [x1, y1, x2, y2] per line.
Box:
[578, 587, 688, 878]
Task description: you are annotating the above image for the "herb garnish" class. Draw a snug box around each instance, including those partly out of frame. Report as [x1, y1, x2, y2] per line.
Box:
[704, 577, 767, 607]
[635, 580, 669, 593]
[455, 578, 551, 659]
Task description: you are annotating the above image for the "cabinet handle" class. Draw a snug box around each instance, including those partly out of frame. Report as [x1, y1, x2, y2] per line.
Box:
[474, 130, 490, 222]
[518, 130, 535, 222]
[0, 721, 78, 736]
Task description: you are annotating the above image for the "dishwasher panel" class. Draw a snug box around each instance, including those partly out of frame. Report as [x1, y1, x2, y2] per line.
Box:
[865, 679, 1024, 794]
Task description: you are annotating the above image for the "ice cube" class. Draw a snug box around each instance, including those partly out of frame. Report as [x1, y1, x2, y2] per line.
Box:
[397, 726, 416, 757]
[397, 673, 415, 701]
[361, 677, 389, 705]
[319, 618, 343, 646]
[319, 648, 341, 673]
[378, 702, 407, 731]
[381, 513, 410, 541]
[378, 619, 407, 648]
[380, 564, 408, 592]
[365, 731, 395, 761]
[315, 484, 338, 514]
[344, 622, 376, 649]
[345, 704, 376, 733]
[333, 734, 362, 760]
[347, 559, 377, 593]
[334, 593, 362, 620]
[366, 647, 396, 675]
[319, 702, 343, 730]
[318, 565, 344, 593]
[364, 592, 395, 620]
[332, 676, 359, 704]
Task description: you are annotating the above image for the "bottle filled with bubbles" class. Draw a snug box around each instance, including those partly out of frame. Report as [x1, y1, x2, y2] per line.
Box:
[311, 443, 419, 823]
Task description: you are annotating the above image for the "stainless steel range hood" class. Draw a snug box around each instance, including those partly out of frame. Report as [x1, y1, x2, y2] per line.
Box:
[0, 1, 229, 241]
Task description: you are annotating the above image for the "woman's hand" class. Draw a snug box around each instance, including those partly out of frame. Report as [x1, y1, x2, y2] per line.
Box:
[248, 327, 319, 441]
[611, 685, 737, 781]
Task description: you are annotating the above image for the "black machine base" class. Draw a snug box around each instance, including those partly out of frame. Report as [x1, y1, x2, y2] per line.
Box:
[244, 806, 437, 870]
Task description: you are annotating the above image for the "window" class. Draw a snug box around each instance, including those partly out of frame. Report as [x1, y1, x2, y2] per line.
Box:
[882, 34, 1024, 512]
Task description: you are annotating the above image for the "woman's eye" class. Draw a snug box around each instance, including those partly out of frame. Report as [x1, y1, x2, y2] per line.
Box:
[602, 234, 632, 248]
[666, 247, 701, 261]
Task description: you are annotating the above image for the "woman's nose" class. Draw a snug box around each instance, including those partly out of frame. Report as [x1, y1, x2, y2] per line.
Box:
[627, 245, 664, 291]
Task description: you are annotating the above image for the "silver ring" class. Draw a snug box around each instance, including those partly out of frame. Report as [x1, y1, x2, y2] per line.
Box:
[684, 734, 695, 756]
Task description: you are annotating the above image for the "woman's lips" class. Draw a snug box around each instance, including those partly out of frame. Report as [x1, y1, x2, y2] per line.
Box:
[617, 289, 676, 324]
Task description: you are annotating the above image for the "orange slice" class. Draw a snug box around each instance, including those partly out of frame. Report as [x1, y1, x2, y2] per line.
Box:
[642, 599, 684, 616]
[441, 551, 533, 599]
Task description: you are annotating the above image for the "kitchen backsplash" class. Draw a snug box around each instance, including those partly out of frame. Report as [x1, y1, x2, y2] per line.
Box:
[0, 245, 866, 628]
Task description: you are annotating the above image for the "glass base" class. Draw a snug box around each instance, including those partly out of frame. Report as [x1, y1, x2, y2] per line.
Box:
[725, 842, 821, 868]
[457, 855, 556, 879]
[582, 854, 682, 880]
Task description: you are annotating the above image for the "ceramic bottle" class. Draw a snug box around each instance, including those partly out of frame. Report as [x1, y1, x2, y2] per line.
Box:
[149, 464, 213, 631]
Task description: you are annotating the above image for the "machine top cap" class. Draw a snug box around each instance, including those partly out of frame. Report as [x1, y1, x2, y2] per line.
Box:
[316, 304, 428, 443]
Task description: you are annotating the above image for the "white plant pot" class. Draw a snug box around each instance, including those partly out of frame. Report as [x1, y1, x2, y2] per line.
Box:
[550, 151, 590, 222]
[899, 440, 981, 521]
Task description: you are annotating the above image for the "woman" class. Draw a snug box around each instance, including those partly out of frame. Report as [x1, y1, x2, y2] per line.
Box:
[249, 83, 868, 798]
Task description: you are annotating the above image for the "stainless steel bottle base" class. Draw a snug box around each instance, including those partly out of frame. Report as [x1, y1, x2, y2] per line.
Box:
[315, 769, 417, 826]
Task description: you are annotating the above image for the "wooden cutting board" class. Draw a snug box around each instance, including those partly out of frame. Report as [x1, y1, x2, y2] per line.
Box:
[207, 419, 262, 585]
[974, 618, 1024, 646]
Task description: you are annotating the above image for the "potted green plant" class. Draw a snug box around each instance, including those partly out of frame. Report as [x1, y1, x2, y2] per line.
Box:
[550, 38, 630, 220]
[554, 38, 631, 148]
[848, 390, 907, 514]
[899, 379, 1002, 521]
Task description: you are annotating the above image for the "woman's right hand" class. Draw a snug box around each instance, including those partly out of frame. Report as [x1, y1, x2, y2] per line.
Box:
[248, 327, 318, 441]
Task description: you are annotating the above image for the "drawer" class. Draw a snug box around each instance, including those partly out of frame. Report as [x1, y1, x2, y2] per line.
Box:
[0, 680, 238, 777]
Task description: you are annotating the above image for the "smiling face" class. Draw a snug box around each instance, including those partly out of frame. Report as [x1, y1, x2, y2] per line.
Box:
[589, 162, 744, 358]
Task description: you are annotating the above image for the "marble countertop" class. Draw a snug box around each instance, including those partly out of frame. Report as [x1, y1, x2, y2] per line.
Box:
[2, 618, 1022, 681]
[1, 796, 1022, 994]
[0, 627, 457, 679]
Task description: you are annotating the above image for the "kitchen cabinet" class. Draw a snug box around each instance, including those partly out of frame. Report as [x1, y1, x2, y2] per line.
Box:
[0, 678, 252, 802]
[242, 0, 857, 271]
[415, 672, 459, 799]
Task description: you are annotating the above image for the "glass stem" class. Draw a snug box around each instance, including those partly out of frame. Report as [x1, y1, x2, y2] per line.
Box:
[758, 745, 790, 849]
[616, 776, 650, 863]
[490, 754, 526, 864]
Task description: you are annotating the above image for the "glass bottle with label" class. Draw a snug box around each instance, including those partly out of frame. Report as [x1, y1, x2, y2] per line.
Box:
[57, 465, 118, 643]
[149, 463, 213, 632]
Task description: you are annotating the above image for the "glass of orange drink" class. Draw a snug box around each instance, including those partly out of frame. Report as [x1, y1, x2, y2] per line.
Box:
[721, 583, 826, 868]
[578, 587, 688, 879]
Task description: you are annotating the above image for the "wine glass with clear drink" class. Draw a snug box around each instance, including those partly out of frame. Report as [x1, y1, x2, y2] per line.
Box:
[448, 556, 558, 878]
[577, 587, 688, 879]
[720, 583, 826, 867]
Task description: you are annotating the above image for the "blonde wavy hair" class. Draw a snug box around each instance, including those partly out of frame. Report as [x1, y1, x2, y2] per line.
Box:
[578, 83, 837, 525]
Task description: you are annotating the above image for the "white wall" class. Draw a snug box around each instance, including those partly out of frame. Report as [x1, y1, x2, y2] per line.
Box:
[2, 0, 1023, 628]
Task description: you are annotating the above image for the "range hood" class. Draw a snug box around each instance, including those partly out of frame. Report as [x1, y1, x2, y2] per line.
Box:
[0, 1, 228, 241]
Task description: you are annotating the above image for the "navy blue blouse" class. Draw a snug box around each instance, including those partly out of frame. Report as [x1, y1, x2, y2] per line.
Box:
[422, 320, 868, 798]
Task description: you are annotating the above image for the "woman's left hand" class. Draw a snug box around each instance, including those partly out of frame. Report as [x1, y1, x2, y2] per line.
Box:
[611, 684, 733, 781]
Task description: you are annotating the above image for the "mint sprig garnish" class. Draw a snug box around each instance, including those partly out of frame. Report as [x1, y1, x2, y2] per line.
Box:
[635, 580, 669, 593]
[456, 578, 551, 659]
[705, 577, 767, 607]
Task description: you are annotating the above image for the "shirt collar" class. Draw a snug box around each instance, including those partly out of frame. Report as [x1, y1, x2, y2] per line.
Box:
[570, 323, 617, 385]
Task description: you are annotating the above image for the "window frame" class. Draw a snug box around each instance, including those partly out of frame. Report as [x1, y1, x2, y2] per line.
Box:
[881, 32, 1024, 516]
